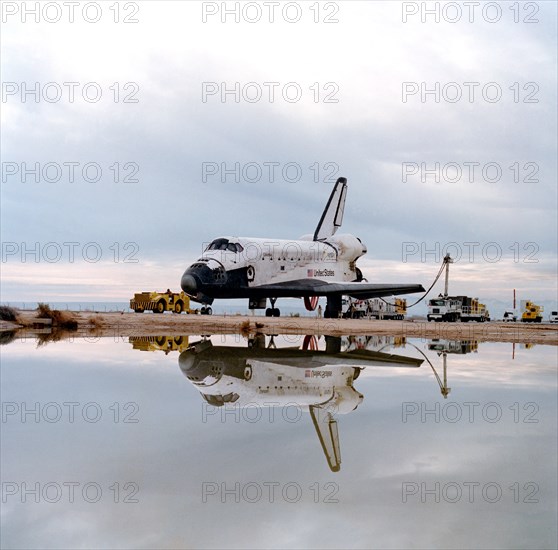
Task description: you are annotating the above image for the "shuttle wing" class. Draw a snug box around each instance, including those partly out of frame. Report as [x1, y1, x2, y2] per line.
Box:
[344, 349, 423, 367]
[313, 177, 347, 241]
[245, 280, 425, 299]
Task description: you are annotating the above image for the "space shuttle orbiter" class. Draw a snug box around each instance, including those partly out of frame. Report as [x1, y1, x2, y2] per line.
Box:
[181, 178, 425, 317]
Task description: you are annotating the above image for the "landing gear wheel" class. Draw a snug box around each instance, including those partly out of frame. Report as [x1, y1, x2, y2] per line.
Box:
[206, 307, 212, 315]
[201, 306, 207, 315]
[267, 298, 279, 317]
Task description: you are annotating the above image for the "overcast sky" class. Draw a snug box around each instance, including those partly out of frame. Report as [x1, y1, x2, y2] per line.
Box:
[1, 1, 557, 305]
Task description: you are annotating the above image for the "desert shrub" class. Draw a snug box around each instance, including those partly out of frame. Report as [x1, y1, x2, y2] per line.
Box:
[0, 331, 17, 345]
[37, 303, 77, 330]
[37, 303, 52, 318]
[0, 306, 18, 322]
[239, 320, 251, 337]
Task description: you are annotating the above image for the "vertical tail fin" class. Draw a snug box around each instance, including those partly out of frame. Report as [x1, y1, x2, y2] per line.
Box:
[310, 405, 341, 472]
[313, 177, 347, 241]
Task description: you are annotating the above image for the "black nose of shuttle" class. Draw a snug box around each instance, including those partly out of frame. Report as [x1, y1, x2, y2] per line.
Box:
[181, 273, 198, 295]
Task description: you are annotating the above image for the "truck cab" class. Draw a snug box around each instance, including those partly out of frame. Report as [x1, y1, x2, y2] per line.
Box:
[502, 310, 517, 322]
[427, 297, 461, 322]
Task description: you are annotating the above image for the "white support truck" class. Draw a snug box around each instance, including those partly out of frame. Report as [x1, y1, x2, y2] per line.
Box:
[425, 255, 490, 323]
[502, 310, 517, 322]
[427, 295, 490, 323]
[342, 297, 406, 320]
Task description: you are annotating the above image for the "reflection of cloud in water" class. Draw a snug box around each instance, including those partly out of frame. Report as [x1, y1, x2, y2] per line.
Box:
[0, 337, 556, 549]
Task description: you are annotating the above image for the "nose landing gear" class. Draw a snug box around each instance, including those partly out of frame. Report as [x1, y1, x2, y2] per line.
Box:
[265, 297, 280, 317]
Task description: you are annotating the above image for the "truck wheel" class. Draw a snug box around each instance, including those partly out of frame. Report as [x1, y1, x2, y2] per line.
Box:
[134, 308, 143, 313]
[156, 301, 165, 313]
[174, 301, 183, 314]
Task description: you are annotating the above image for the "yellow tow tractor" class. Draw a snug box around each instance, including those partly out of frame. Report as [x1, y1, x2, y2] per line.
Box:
[130, 290, 209, 314]
[521, 300, 544, 323]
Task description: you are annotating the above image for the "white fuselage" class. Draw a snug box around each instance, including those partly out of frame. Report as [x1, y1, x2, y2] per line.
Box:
[198, 233, 366, 287]
[193, 360, 363, 414]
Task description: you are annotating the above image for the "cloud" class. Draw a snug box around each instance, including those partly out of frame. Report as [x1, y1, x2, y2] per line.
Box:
[1, 1, 556, 306]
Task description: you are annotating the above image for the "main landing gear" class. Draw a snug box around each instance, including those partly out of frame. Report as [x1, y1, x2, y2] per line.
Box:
[265, 298, 280, 317]
[324, 295, 342, 319]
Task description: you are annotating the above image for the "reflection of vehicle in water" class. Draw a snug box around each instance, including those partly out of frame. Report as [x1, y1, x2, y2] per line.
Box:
[428, 339, 478, 354]
[129, 335, 190, 354]
[342, 335, 407, 352]
[426, 339, 479, 398]
[178, 336, 422, 472]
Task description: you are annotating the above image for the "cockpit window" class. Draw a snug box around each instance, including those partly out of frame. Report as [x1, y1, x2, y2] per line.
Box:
[205, 239, 243, 253]
[206, 238, 229, 251]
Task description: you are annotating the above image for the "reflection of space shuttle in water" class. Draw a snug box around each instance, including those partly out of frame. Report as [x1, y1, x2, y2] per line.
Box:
[178, 336, 423, 472]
